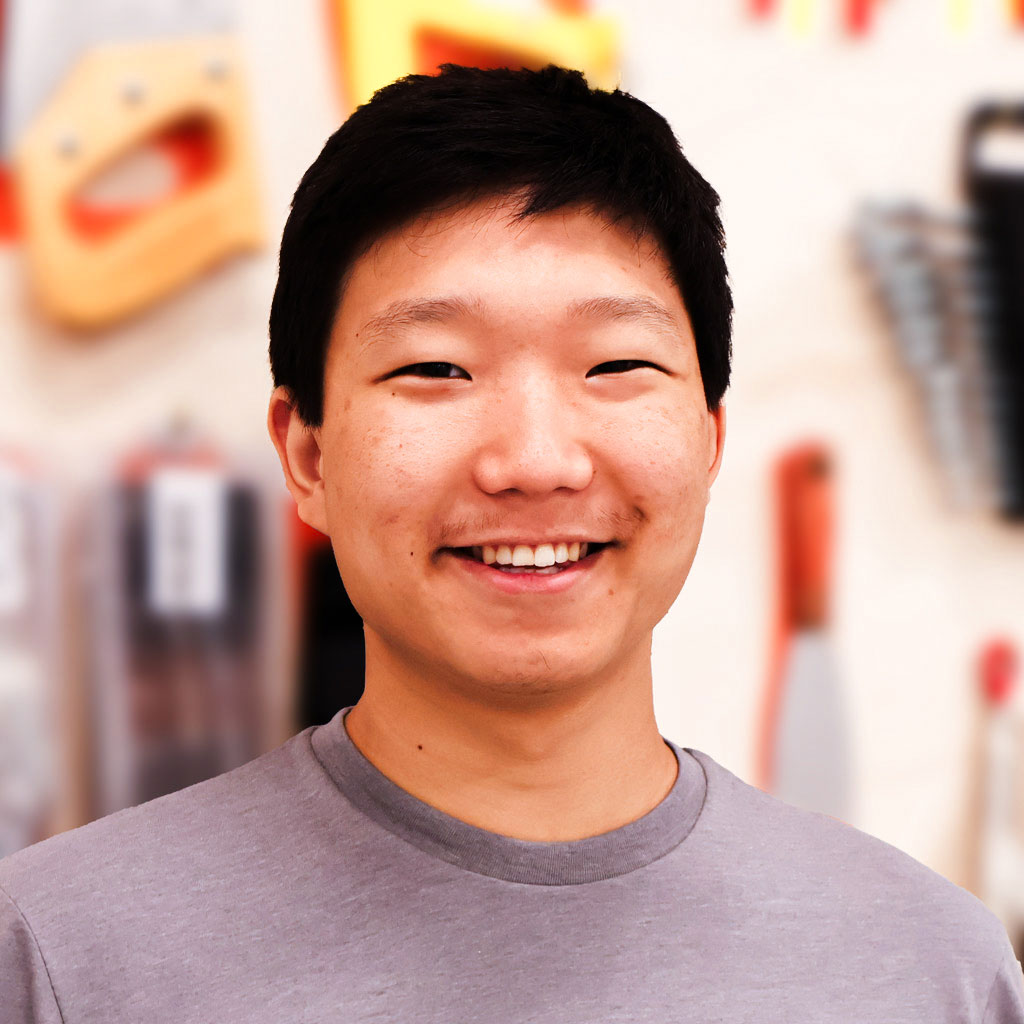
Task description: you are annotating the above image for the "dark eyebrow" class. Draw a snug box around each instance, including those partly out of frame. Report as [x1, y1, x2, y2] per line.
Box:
[356, 297, 480, 349]
[355, 293, 686, 350]
[566, 295, 686, 338]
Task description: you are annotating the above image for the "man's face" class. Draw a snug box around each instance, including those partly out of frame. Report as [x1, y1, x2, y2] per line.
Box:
[300, 197, 724, 701]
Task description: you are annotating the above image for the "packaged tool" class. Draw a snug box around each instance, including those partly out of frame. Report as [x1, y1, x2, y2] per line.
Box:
[85, 422, 278, 816]
[0, 453, 60, 856]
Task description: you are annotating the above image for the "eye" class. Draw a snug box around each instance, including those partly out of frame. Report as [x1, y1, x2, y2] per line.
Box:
[586, 359, 664, 377]
[383, 362, 471, 380]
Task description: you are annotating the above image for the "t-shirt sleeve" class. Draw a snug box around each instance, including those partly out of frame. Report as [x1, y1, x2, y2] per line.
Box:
[983, 935, 1024, 1024]
[0, 884, 64, 1024]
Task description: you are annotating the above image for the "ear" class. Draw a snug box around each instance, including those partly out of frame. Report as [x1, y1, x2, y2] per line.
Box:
[706, 402, 726, 494]
[267, 386, 329, 535]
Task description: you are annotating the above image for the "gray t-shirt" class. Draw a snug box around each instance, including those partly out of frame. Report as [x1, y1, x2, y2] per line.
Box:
[2, 707, 1022, 1023]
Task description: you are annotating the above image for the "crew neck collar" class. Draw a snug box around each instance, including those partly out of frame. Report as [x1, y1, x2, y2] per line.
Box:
[310, 707, 707, 886]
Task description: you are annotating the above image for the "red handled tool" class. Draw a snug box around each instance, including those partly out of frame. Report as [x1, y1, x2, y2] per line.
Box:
[757, 443, 851, 820]
[977, 639, 1024, 954]
[845, 0, 877, 37]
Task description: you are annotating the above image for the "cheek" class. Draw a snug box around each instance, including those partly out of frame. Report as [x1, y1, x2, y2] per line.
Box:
[604, 402, 709, 522]
[321, 418, 426, 618]
[323, 402, 467, 537]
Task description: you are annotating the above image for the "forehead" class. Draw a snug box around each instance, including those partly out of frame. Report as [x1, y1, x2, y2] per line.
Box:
[330, 197, 690, 351]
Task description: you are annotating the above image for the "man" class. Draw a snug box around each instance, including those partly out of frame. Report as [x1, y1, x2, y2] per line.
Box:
[2, 64, 1022, 1022]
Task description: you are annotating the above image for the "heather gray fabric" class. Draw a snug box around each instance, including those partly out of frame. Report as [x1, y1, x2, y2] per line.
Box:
[2, 706, 1022, 1023]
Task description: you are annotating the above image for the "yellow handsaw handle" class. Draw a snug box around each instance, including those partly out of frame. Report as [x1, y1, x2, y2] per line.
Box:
[13, 35, 262, 329]
[331, 0, 619, 111]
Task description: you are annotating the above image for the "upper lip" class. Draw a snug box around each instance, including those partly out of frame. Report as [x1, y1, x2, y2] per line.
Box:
[444, 536, 610, 549]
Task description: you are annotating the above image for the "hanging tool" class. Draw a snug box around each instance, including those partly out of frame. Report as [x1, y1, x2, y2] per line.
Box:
[963, 104, 1024, 519]
[845, 0, 876, 37]
[325, 0, 619, 112]
[1, 0, 262, 328]
[0, 453, 58, 857]
[853, 200, 996, 511]
[88, 421, 271, 816]
[978, 639, 1024, 956]
[788, 0, 816, 38]
[757, 443, 852, 821]
[0, 0, 18, 241]
[948, 0, 971, 35]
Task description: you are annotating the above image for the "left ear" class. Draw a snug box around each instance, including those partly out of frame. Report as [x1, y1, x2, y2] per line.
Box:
[267, 386, 330, 535]
[706, 402, 726, 492]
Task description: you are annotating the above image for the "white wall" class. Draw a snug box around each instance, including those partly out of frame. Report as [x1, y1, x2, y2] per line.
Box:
[620, 0, 1024, 889]
[2, 0, 1022, 892]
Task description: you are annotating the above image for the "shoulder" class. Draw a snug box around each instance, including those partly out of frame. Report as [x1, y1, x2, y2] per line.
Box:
[0, 727, 323, 915]
[685, 748, 1014, 965]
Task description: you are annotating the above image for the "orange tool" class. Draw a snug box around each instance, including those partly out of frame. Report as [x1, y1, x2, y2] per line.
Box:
[757, 443, 851, 820]
[1, 0, 262, 328]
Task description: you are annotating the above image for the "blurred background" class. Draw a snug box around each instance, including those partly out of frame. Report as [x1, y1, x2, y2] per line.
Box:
[1, 0, 1024, 953]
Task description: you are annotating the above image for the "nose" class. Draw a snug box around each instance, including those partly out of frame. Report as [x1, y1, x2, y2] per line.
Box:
[472, 373, 595, 496]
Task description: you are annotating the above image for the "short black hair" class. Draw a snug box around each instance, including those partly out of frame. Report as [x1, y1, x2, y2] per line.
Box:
[269, 64, 731, 425]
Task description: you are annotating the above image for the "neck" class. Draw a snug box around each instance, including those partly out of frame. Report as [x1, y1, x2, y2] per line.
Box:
[342, 634, 678, 842]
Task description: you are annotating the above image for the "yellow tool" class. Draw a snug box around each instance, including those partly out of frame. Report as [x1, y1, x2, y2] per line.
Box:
[328, 0, 619, 112]
[787, 0, 816, 38]
[948, 0, 970, 34]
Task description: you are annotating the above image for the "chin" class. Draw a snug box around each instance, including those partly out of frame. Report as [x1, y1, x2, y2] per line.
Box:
[443, 642, 624, 705]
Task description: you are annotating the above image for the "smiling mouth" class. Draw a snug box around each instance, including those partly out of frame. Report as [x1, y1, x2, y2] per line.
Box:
[446, 541, 612, 574]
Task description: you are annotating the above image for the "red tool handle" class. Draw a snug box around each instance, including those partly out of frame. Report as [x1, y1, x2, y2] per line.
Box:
[979, 639, 1018, 706]
[0, 0, 16, 242]
[845, 0, 876, 36]
[778, 443, 833, 628]
[756, 442, 835, 791]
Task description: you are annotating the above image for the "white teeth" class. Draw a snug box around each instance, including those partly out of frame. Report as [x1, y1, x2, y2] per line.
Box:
[511, 545, 534, 566]
[534, 544, 555, 567]
[469, 541, 597, 566]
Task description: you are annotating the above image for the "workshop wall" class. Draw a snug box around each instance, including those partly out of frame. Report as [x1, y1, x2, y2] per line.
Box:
[1, 0, 1022, 946]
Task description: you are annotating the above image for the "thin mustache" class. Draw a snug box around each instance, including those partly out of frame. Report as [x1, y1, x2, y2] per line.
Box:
[432, 507, 645, 548]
